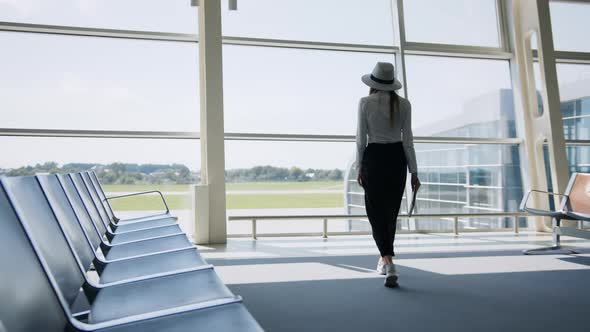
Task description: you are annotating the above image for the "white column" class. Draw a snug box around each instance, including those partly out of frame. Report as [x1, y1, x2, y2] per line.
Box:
[509, 0, 569, 231]
[394, 0, 417, 230]
[195, 0, 227, 244]
[393, 0, 409, 99]
[535, 0, 569, 194]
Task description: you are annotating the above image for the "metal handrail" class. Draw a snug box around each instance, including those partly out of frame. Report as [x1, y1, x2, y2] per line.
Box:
[105, 190, 170, 215]
[0, 128, 526, 144]
[228, 212, 529, 239]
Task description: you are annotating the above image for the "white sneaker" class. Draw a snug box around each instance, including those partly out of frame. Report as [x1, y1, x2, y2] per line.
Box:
[376, 258, 386, 275]
[384, 264, 399, 288]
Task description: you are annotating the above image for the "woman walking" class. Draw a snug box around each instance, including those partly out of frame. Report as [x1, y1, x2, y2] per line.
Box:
[356, 62, 420, 288]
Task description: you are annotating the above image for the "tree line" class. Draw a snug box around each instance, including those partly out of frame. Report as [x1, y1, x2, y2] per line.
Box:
[1, 162, 344, 185]
[225, 166, 343, 182]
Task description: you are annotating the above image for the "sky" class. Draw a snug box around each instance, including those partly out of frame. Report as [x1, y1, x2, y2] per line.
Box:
[0, 0, 588, 170]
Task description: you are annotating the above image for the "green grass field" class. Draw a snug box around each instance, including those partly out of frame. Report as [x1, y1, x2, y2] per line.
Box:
[103, 181, 343, 193]
[104, 181, 344, 211]
[108, 193, 343, 211]
[109, 195, 188, 211]
[226, 194, 343, 209]
[103, 185, 190, 192]
[227, 181, 343, 191]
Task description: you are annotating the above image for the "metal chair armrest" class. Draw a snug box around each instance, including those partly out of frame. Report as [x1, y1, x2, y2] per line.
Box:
[105, 190, 170, 215]
[564, 211, 590, 222]
[520, 189, 569, 216]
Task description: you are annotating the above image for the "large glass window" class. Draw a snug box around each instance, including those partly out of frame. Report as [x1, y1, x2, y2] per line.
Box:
[225, 140, 352, 172]
[415, 143, 523, 214]
[346, 143, 523, 231]
[550, 1, 590, 52]
[0, 136, 200, 233]
[554, 64, 590, 180]
[566, 145, 590, 175]
[0, 32, 200, 131]
[224, 140, 352, 235]
[221, 0, 396, 46]
[0, 0, 198, 33]
[403, 0, 500, 47]
[1, 0, 545, 236]
[223, 45, 394, 135]
[556, 63, 590, 140]
[0, 136, 200, 181]
[405, 55, 514, 138]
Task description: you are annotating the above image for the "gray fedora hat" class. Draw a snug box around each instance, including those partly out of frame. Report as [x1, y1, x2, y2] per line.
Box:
[361, 62, 402, 91]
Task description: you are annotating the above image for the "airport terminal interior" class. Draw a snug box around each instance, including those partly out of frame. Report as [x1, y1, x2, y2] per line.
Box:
[1, 0, 590, 331]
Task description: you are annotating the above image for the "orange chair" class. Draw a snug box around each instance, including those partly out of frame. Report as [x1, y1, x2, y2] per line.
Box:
[520, 173, 590, 254]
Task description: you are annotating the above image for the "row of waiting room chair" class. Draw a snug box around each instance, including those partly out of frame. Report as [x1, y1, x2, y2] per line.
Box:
[0, 171, 263, 331]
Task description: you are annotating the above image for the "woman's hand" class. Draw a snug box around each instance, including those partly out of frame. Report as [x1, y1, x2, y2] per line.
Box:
[411, 173, 421, 192]
[357, 168, 363, 188]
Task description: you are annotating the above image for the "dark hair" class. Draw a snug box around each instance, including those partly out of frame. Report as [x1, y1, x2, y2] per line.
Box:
[369, 88, 399, 127]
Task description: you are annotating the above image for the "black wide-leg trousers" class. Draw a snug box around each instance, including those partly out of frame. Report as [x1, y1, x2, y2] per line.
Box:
[360, 142, 407, 257]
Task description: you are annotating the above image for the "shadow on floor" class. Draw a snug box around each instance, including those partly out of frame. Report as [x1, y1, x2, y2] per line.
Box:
[559, 255, 590, 266]
[207, 248, 589, 267]
[216, 254, 590, 332]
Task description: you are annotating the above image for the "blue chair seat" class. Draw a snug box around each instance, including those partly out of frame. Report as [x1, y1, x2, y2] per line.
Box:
[98, 302, 263, 332]
[99, 249, 207, 284]
[115, 213, 176, 225]
[113, 217, 177, 233]
[105, 234, 194, 260]
[109, 225, 184, 245]
[89, 269, 233, 323]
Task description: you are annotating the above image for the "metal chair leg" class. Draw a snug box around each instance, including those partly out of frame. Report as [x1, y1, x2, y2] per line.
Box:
[523, 245, 578, 255]
[523, 218, 579, 255]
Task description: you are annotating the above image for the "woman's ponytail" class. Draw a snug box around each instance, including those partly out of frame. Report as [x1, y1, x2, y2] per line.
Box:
[389, 90, 399, 127]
